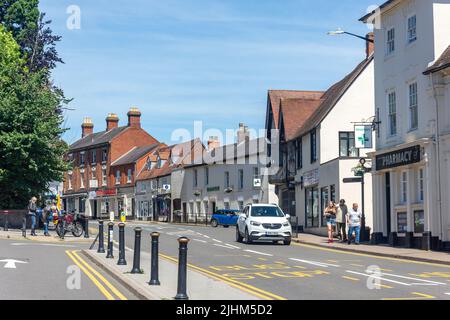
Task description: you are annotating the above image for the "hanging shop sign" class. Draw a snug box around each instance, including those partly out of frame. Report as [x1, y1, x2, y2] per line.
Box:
[354, 125, 373, 149]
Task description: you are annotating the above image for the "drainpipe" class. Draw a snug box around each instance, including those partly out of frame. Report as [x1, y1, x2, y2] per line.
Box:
[430, 72, 444, 243]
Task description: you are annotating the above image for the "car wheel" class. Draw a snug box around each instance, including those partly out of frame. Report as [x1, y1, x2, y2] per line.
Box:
[210, 219, 218, 228]
[272, 240, 279, 245]
[244, 228, 253, 244]
[236, 227, 243, 243]
[283, 238, 291, 246]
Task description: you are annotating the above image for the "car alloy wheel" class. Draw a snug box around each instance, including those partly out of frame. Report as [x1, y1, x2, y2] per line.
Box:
[245, 228, 252, 244]
[211, 219, 218, 228]
[236, 227, 243, 243]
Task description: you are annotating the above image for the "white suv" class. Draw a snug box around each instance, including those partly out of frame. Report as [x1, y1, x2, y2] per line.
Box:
[236, 204, 292, 245]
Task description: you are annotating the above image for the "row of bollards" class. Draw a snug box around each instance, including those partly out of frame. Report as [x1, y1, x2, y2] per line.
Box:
[96, 220, 189, 300]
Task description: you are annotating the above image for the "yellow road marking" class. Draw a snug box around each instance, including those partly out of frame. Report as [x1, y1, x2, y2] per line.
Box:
[159, 253, 286, 300]
[292, 242, 450, 269]
[342, 276, 360, 281]
[71, 251, 127, 300]
[379, 268, 393, 272]
[66, 250, 114, 300]
[382, 292, 435, 300]
[327, 260, 338, 263]
[350, 263, 364, 267]
[379, 284, 393, 289]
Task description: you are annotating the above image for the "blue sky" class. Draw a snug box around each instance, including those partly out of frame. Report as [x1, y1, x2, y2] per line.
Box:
[40, 0, 380, 145]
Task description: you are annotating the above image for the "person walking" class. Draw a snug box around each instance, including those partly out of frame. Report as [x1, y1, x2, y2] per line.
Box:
[336, 199, 348, 243]
[41, 205, 51, 237]
[23, 197, 38, 237]
[347, 203, 362, 245]
[323, 201, 337, 244]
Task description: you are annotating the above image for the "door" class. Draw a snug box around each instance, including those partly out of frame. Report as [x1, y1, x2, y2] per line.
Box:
[385, 172, 391, 236]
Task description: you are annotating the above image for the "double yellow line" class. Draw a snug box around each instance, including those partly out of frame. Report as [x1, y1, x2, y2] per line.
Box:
[65, 250, 127, 301]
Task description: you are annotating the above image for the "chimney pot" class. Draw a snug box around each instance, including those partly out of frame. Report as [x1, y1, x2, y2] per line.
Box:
[106, 113, 119, 131]
[81, 117, 94, 138]
[207, 136, 220, 150]
[127, 107, 142, 128]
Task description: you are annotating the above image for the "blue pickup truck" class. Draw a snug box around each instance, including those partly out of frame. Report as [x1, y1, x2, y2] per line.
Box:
[210, 209, 240, 228]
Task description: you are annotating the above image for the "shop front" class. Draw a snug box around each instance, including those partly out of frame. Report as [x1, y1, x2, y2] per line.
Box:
[371, 142, 437, 249]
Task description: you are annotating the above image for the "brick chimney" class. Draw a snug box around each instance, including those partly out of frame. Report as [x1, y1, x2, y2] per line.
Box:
[207, 136, 220, 150]
[127, 107, 141, 128]
[106, 113, 119, 131]
[237, 122, 250, 144]
[81, 117, 94, 138]
[366, 32, 374, 58]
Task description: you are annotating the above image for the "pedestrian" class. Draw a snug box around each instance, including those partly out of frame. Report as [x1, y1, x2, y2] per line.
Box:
[41, 205, 51, 237]
[347, 203, 362, 245]
[323, 201, 337, 243]
[336, 199, 348, 243]
[23, 196, 38, 237]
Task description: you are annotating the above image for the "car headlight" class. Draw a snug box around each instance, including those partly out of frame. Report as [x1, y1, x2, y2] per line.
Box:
[282, 222, 290, 227]
[250, 221, 261, 226]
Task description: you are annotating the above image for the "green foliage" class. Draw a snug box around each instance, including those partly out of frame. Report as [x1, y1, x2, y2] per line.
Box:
[0, 25, 69, 209]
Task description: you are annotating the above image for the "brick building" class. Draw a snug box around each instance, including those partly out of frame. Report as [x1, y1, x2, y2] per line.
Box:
[62, 108, 159, 218]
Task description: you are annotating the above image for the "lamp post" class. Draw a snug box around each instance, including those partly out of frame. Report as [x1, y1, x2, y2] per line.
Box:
[327, 29, 374, 42]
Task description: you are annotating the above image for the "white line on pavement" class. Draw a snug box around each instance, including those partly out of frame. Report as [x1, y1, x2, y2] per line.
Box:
[203, 235, 210, 239]
[214, 244, 236, 250]
[445, 293, 450, 296]
[378, 272, 446, 285]
[223, 243, 241, 249]
[212, 239, 223, 243]
[289, 258, 340, 268]
[346, 270, 411, 286]
[244, 250, 273, 257]
[193, 239, 207, 243]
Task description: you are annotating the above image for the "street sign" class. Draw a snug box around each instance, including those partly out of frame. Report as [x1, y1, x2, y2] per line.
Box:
[354, 125, 372, 149]
[343, 177, 362, 183]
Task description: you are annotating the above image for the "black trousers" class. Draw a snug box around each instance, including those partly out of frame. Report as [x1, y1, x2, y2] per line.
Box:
[337, 222, 347, 240]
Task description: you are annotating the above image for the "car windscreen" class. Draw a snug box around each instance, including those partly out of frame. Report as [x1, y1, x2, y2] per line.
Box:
[250, 206, 284, 217]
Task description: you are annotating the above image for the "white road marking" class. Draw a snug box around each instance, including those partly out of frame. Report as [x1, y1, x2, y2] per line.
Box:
[212, 239, 223, 243]
[289, 258, 340, 268]
[222, 243, 241, 249]
[203, 235, 210, 239]
[379, 272, 446, 286]
[193, 239, 207, 243]
[214, 244, 236, 250]
[445, 293, 450, 296]
[0, 259, 28, 269]
[244, 250, 273, 257]
[346, 270, 411, 286]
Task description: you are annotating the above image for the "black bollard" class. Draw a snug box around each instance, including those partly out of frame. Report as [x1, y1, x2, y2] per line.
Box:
[97, 220, 105, 253]
[4, 211, 9, 231]
[84, 215, 90, 239]
[106, 222, 114, 259]
[175, 237, 190, 300]
[117, 223, 127, 265]
[130, 227, 142, 273]
[149, 232, 160, 285]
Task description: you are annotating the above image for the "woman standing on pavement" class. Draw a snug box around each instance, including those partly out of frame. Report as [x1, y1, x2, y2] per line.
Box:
[324, 201, 337, 244]
[24, 196, 38, 237]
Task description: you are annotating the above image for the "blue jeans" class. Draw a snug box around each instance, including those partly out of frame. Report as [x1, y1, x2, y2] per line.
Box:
[43, 222, 48, 234]
[348, 225, 360, 243]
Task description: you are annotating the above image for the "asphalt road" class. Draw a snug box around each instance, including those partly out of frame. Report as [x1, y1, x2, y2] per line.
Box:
[115, 222, 450, 300]
[0, 238, 138, 300]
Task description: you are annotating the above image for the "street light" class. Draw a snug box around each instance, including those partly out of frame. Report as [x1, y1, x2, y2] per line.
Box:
[327, 29, 374, 43]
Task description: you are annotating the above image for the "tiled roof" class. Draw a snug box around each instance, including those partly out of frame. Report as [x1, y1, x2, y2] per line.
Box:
[279, 98, 323, 142]
[111, 143, 159, 166]
[424, 45, 450, 74]
[268, 90, 324, 130]
[136, 139, 203, 181]
[69, 126, 128, 151]
[293, 55, 374, 139]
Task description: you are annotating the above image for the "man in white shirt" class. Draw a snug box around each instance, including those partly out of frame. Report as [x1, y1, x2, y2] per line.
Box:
[347, 203, 362, 245]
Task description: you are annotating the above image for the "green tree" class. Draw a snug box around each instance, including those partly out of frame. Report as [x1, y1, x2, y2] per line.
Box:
[0, 25, 68, 209]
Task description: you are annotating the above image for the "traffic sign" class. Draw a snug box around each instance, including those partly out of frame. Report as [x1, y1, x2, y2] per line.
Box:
[343, 177, 362, 183]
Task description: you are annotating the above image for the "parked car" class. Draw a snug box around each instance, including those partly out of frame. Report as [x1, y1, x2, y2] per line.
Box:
[236, 204, 292, 245]
[210, 209, 240, 228]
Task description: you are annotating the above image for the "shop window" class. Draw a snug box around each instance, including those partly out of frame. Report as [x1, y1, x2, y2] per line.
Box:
[306, 187, 319, 228]
[397, 212, 407, 233]
[79, 198, 85, 213]
[418, 168, 424, 202]
[320, 187, 329, 227]
[414, 210, 424, 234]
